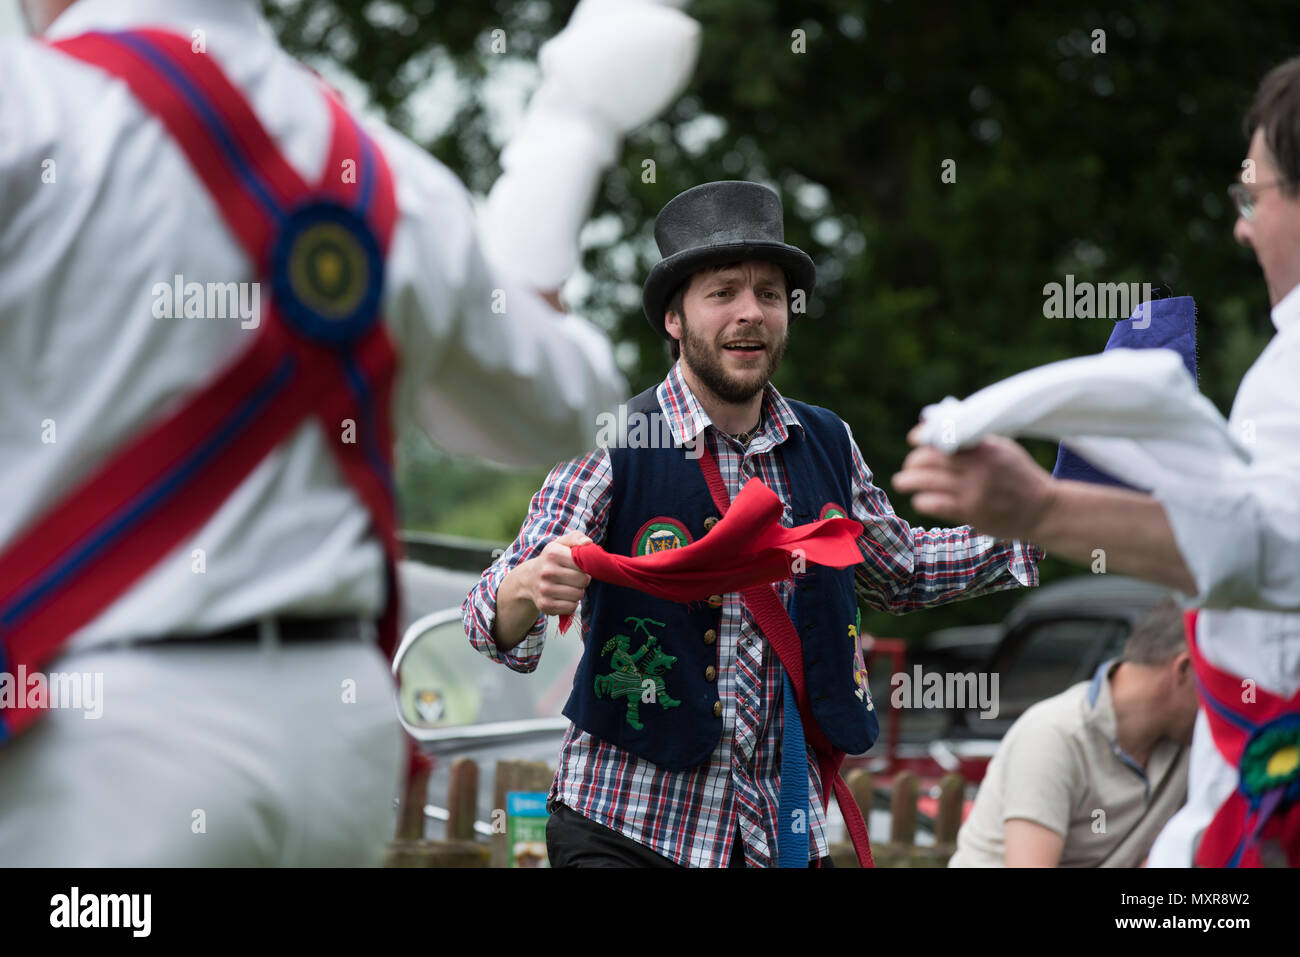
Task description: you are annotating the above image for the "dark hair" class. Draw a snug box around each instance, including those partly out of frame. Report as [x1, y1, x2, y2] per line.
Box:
[666, 279, 689, 361]
[1121, 597, 1187, 666]
[662, 260, 790, 362]
[1245, 56, 1300, 197]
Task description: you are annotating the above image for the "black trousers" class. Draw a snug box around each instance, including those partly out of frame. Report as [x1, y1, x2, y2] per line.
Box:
[545, 803, 833, 868]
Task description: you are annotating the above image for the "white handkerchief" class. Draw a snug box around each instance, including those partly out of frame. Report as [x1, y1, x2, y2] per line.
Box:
[480, 0, 701, 289]
[916, 348, 1251, 491]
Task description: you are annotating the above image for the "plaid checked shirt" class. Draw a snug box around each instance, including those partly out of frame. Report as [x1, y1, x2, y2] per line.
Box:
[464, 361, 1041, 867]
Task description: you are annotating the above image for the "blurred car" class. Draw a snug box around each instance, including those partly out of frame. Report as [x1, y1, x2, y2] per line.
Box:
[837, 575, 1173, 843]
[942, 574, 1173, 745]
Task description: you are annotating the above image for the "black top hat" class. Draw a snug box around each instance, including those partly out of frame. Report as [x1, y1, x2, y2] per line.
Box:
[641, 181, 816, 339]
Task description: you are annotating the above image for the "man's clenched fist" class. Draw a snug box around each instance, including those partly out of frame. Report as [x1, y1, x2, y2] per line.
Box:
[491, 530, 595, 651]
[892, 427, 1057, 541]
[521, 530, 593, 616]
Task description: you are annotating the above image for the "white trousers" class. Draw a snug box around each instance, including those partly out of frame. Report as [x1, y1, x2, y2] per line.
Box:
[0, 634, 405, 866]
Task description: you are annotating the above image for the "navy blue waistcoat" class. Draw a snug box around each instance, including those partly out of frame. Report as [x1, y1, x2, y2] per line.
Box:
[562, 386, 880, 771]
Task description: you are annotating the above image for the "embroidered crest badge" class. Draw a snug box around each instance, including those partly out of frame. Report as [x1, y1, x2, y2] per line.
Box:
[593, 615, 682, 730]
[820, 502, 848, 521]
[632, 517, 692, 556]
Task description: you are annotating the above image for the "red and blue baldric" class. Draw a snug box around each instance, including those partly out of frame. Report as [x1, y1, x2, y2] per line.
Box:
[693, 447, 874, 869]
[1184, 610, 1300, 867]
[0, 29, 402, 742]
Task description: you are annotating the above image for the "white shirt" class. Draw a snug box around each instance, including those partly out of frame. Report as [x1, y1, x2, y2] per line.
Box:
[0, 0, 626, 650]
[1154, 282, 1300, 613]
[1147, 284, 1300, 865]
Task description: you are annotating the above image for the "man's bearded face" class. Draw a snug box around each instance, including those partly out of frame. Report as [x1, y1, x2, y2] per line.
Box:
[670, 260, 790, 403]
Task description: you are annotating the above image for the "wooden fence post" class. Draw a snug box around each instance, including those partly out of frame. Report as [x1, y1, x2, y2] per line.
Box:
[811, 767, 968, 868]
[447, 757, 479, 842]
[934, 772, 965, 846]
[846, 768, 875, 822]
[386, 752, 490, 867]
[395, 752, 432, 841]
[826, 768, 878, 867]
[889, 770, 919, 846]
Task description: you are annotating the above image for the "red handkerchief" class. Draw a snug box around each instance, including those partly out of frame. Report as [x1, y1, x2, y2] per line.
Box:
[557, 478, 863, 633]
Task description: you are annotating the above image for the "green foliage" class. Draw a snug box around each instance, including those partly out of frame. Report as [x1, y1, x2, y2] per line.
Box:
[269, 0, 1298, 640]
[396, 429, 545, 541]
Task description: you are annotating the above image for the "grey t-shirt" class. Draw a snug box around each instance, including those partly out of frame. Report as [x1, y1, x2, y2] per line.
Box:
[948, 660, 1189, 868]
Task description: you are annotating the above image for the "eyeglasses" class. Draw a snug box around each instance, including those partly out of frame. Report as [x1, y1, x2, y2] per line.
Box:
[1228, 180, 1288, 221]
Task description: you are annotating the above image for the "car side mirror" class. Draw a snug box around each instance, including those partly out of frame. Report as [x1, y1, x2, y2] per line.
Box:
[391, 605, 582, 735]
[392, 608, 482, 732]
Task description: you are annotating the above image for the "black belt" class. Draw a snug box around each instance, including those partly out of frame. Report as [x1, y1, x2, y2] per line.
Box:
[135, 615, 372, 647]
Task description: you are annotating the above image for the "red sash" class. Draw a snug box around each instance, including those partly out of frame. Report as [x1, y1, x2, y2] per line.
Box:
[0, 29, 401, 741]
[695, 445, 874, 868]
[558, 477, 865, 633]
[1185, 610, 1300, 867]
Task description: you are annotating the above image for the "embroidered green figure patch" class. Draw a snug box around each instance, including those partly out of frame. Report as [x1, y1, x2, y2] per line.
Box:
[632, 517, 692, 556]
[820, 502, 847, 521]
[594, 615, 682, 730]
